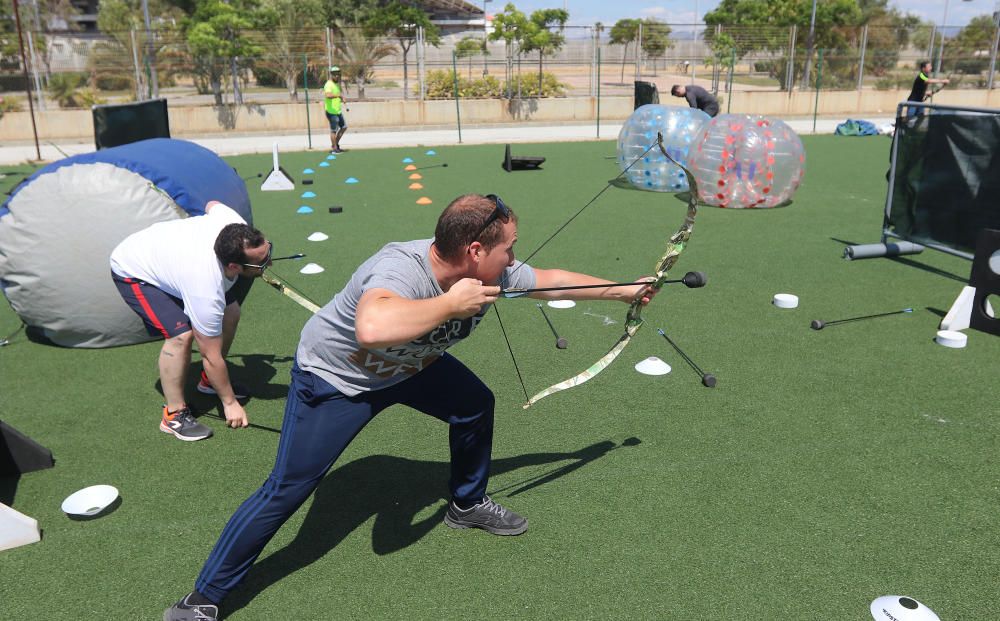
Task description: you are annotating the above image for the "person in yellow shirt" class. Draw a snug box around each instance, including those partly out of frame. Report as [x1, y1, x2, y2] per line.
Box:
[323, 66, 348, 153]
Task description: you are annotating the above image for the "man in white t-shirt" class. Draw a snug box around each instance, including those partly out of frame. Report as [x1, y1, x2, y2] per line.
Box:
[110, 201, 271, 441]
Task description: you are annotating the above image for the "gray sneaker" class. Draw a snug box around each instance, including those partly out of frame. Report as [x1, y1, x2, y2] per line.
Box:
[160, 406, 213, 442]
[444, 495, 528, 535]
[163, 593, 218, 621]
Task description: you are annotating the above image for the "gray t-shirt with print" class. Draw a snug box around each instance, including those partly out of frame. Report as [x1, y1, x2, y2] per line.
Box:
[296, 238, 537, 396]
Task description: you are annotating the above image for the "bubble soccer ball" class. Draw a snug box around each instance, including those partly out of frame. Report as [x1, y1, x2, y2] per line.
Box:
[688, 114, 806, 208]
[617, 104, 711, 192]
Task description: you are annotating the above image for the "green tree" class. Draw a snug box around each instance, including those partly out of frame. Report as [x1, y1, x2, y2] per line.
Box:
[640, 18, 672, 75]
[949, 14, 997, 76]
[609, 18, 639, 82]
[184, 0, 264, 105]
[703, 0, 862, 90]
[488, 3, 531, 97]
[255, 0, 325, 100]
[333, 21, 395, 99]
[95, 0, 185, 96]
[455, 35, 487, 80]
[320, 0, 379, 25]
[520, 7, 568, 94]
[365, 1, 440, 100]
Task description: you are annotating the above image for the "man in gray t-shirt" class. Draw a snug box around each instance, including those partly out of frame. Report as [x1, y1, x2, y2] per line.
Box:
[166, 193, 660, 620]
[671, 83, 720, 117]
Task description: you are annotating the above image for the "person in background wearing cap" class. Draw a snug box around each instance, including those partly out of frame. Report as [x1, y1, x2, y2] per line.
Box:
[162, 193, 659, 619]
[323, 66, 347, 153]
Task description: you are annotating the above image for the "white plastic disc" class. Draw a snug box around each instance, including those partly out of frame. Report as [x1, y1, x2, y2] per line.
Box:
[870, 596, 940, 621]
[61, 485, 119, 516]
[547, 300, 576, 309]
[935, 330, 967, 348]
[772, 293, 799, 309]
[634, 356, 671, 376]
[307, 232, 329, 242]
[300, 263, 325, 275]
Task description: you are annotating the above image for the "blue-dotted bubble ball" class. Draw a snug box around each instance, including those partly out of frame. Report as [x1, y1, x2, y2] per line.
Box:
[617, 104, 711, 192]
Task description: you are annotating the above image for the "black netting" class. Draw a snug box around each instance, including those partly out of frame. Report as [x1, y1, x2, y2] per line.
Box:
[888, 105, 1000, 255]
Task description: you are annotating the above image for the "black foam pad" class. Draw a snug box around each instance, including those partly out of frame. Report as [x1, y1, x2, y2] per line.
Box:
[969, 228, 1000, 336]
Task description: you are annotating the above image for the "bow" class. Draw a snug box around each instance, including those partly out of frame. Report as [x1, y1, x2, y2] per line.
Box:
[520, 132, 699, 408]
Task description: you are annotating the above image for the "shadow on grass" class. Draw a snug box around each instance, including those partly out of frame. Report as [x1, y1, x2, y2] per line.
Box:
[222, 438, 639, 617]
[155, 352, 294, 407]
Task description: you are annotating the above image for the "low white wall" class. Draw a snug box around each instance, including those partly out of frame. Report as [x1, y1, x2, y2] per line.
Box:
[2, 90, 998, 142]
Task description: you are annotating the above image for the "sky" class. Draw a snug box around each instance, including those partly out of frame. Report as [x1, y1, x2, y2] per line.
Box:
[482, 0, 995, 29]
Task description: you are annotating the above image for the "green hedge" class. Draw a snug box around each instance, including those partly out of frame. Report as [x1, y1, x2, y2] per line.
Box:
[423, 69, 566, 99]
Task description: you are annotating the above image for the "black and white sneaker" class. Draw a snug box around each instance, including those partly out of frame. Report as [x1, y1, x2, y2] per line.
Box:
[163, 593, 218, 621]
[160, 406, 213, 442]
[197, 371, 250, 400]
[444, 495, 528, 535]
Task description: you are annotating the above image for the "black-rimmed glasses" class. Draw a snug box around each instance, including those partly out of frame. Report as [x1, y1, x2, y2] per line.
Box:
[472, 194, 511, 243]
[240, 241, 273, 271]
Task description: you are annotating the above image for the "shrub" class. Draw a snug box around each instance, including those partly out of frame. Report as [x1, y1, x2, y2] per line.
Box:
[423, 69, 565, 99]
[0, 95, 23, 114]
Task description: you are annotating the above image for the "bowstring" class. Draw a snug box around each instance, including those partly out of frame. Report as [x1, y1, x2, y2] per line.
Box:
[493, 137, 661, 406]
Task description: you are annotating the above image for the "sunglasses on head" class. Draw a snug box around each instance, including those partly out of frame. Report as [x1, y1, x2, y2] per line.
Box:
[472, 194, 511, 243]
[240, 241, 273, 271]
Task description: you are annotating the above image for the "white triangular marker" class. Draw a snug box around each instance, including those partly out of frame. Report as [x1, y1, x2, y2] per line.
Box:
[0, 503, 41, 551]
[940, 285, 994, 331]
[261, 142, 295, 191]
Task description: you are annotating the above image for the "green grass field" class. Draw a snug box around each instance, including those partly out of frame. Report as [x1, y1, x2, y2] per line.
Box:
[1, 136, 997, 619]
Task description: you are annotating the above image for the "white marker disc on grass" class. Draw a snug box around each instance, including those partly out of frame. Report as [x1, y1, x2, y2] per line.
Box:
[307, 232, 329, 242]
[634, 356, 671, 376]
[547, 300, 576, 309]
[300, 263, 325, 275]
[870, 596, 940, 621]
[935, 330, 967, 348]
[772, 293, 799, 309]
[61, 485, 119, 516]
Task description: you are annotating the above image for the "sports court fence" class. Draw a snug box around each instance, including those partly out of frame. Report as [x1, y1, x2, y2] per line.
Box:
[1, 22, 998, 112]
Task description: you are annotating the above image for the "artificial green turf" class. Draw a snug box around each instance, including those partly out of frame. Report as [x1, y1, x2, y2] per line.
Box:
[1, 136, 998, 619]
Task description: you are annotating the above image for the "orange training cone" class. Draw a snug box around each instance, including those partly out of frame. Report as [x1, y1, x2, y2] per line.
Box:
[416, 197, 433, 205]
[408, 183, 424, 190]
[408, 173, 423, 180]
[404, 164, 417, 171]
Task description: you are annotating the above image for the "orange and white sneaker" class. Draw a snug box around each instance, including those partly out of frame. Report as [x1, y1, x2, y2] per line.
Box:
[159, 405, 213, 441]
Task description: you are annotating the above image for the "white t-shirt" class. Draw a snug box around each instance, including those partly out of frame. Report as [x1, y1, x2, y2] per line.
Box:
[110, 204, 246, 337]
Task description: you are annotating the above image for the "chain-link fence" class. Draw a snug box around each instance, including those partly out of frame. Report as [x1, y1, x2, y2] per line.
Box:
[2, 21, 998, 112]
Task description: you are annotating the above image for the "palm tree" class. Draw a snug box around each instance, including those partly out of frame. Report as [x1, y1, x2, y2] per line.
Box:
[333, 24, 395, 99]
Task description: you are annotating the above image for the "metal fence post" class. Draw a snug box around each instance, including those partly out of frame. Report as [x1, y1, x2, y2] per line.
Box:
[786, 24, 797, 93]
[596, 47, 601, 138]
[635, 21, 642, 81]
[812, 48, 823, 134]
[452, 51, 462, 143]
[326, 27, 333, 69]
[988, 13, 1000, 90]
[857, 24, 868, 91]
[130, 28, 143, 101]
[25, 31, 44, 110]
[304, 54, 312, 149]
[11, 0, 41, 160]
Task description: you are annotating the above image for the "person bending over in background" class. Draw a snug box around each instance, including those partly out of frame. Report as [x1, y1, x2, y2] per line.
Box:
[671, 83, 720, 117]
